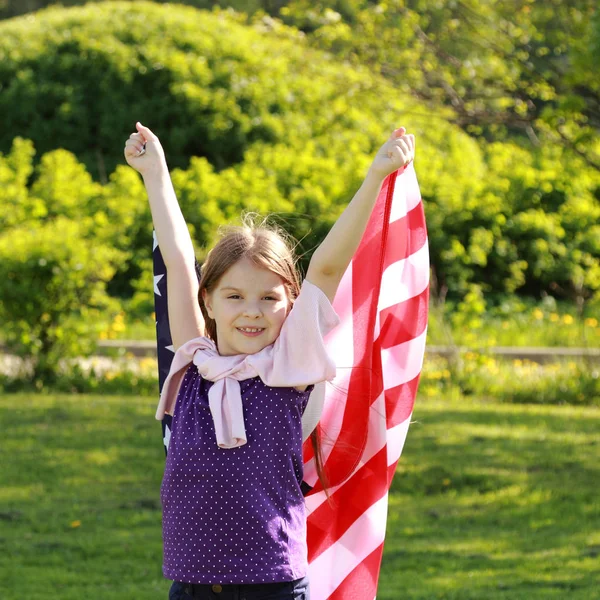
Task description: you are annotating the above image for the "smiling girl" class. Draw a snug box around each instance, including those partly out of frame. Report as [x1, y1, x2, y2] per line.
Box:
[124, 122, 414, 600]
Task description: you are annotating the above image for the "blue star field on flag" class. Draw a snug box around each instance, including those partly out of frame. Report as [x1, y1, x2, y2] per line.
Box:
[152, 230, 201, 456]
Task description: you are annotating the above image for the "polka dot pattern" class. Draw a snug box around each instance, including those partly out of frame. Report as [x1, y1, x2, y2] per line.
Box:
[160, 364, 313, 584]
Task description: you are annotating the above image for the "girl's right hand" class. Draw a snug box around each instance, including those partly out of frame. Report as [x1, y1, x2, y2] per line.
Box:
[124, 122, 167, 176]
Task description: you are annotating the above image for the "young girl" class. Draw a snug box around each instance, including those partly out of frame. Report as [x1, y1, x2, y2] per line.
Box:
[124, 122, 414, 600]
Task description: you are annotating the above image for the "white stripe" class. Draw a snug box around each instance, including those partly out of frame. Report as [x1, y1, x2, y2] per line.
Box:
[378, 242, 430, 311]
[380, 329, 427, 389]
[319, 372, 352, 452]
[386, 417, 412, 467]
[389, 165, 421, 223]
[328, 262, 355, 369]
[308, 494, 389, 600]
[303, 457, 318, 488]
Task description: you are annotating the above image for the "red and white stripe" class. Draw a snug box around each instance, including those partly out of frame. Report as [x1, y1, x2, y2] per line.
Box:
[302, 162, 429, 599]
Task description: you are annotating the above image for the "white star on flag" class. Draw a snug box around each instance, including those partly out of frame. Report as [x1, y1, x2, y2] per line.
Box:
[163, 423, 171, 450]
[154, 273, 164, 296]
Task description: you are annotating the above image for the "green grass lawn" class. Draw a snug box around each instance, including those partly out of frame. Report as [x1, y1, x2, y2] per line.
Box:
[1, 394, 598, 599]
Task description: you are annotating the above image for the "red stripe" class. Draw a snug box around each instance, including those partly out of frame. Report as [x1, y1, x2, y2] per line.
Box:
[315, 370, 372, 491]
[328, 542, 384, 600]
[302, 435, 315, 463]
[317, 172, 397, 490]
[378, 287, 429, 349]
[385, 374, 420, 430]
[307, 444, 388, 562]
[383, 202, 427, 269]
[370, 336, 384, 401]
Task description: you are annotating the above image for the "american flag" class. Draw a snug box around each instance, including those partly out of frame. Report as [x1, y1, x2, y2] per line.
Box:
[301, 161, 429, 598]
[153, 161, 428, 598]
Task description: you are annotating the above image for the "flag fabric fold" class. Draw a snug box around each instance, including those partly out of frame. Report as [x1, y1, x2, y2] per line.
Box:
[301, 162, 429, 599]
[153, 161, 429, 598]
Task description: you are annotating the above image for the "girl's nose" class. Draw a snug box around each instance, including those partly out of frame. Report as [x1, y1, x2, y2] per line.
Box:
[243, 303, 262, 318]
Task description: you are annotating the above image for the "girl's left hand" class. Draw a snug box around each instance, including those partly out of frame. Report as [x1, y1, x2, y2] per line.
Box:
[368, 127, 415, 179]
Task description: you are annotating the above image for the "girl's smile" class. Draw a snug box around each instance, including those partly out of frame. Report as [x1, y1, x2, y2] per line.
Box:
[236, 327, 265, 337]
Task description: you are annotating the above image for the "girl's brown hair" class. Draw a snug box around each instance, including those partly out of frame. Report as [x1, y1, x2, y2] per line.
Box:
[197, 215, 329, 495]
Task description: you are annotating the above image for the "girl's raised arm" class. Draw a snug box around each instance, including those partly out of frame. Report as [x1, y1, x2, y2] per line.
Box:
[306, 127, 415, 303]
[124, 122, 205, 348]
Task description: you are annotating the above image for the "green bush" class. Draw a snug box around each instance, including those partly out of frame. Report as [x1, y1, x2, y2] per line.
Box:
[0, 1, 401, 179]
[0, 217, 124, 383]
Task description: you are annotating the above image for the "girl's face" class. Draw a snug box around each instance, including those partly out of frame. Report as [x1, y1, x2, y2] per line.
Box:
[202, 257, 291, 356]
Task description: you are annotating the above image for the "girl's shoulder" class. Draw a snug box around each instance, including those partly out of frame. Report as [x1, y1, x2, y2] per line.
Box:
[285, 278, 340, 335]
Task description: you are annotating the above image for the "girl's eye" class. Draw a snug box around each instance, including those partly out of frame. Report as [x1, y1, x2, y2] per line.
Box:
[228, 295, 241, 300]
[263, 296, 278, 301]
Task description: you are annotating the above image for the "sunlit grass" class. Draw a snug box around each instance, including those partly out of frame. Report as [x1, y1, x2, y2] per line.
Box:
[380, 399, 600, 599]
[1, 393, 598, 599]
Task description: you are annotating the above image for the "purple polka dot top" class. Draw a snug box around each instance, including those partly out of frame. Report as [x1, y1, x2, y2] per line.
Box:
[160, 364, 313, 584]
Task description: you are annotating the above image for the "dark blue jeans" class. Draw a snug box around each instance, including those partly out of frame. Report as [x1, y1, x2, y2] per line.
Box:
[169, 576, 310, 600]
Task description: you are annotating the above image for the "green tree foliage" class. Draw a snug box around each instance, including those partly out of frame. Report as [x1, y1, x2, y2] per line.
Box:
[3, 0, 598, 167]
[0, 0, 598, 376]
[276, 0, 600, 173]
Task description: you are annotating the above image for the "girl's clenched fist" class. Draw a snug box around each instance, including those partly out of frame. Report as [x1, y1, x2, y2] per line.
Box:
[368, 127, 415, 179]
[124, 122, 167, 175]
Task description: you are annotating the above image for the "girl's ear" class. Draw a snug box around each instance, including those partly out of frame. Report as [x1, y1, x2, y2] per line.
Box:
[202, 288, 215, 319]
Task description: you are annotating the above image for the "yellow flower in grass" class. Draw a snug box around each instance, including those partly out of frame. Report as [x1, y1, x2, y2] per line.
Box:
[550, 313, 559, 322]
[562, 314, 574, 325]
[70, 520, 81, 528]
[112, 321, 126, 332]
[585, 318, 598, 328]
[532, 309, 544, 320]
[140, 357, 157, 369]
[487, 363, 500, 375]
